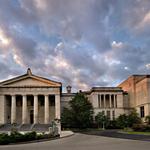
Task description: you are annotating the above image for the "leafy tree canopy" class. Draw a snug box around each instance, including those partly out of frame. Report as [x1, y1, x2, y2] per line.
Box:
[95, 112, 110, 128]
[145, 116, 150, 125]
[61, 93, 93, 128]
[116, 109, 141, 128]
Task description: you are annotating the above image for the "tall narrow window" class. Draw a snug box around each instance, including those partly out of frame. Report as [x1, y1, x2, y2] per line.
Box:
[102, 110, 105, 115]
[111, 95, 114, 108]
[101, 95, 104, 108]
[112, 110, 115, 120]
[98, 94, 100, 108]
[106, 111, 110, 119]
[115, 95, 117, 108]
[140, 106, 145, 118]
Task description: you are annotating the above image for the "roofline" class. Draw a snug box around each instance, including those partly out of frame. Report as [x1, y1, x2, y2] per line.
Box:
[0, 72, 62, 87]
[0, 74, 27, 85]
[117, 74, 150, 87]
[81, 86, 123, 94]
[0, 86, 62, 88]
[33, 74, 62, 85]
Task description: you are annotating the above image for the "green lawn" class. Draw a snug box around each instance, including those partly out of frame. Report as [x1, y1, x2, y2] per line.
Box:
[121, 131, 150, 135]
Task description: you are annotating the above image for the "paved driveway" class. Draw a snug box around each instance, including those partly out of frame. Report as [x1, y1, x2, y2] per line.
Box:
[0, 133, 150, 150]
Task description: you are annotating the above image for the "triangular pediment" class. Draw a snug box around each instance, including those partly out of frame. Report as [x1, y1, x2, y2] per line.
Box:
[0, 69, 61, 88]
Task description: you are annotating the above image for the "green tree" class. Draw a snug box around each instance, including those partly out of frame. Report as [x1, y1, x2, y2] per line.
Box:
[116, 110, 141, 128]
[128, 109, 141, 127]
[95, 112, 110, 129]
[61, 93, 94, 128]
[61, 108, 73, 128]
[145, 116, 150, 125]
[116, 114, 128, 128]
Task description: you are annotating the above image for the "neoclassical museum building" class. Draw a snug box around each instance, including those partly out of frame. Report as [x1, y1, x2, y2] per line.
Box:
[0, 68, 150, 132]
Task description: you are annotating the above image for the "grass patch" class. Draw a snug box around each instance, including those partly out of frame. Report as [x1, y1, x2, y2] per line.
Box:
[120, 131, 150, 135]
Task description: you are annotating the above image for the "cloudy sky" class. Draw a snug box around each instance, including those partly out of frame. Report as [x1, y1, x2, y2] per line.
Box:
[0, 0, 150, 91]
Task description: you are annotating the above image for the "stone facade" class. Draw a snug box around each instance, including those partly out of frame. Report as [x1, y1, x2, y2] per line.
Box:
[0, 68, 61, 127]
[85, 87, 126, 119]
[0, 69, 150, 130]
[62, 87, 130, 119]
[118, 75, 150, 119]
[62, 76, 150, 120]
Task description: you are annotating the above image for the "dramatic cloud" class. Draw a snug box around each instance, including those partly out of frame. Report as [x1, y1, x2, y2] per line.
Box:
[0, 0, 150, 91]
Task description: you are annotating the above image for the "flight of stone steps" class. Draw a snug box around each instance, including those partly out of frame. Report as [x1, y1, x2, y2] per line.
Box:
[0, 124, 52, 132]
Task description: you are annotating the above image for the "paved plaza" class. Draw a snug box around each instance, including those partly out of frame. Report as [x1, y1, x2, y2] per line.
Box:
[0, 133, 150, 150]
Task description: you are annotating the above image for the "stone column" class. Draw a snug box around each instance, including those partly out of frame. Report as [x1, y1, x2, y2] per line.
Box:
[22, 95, 27, 124]
[55, 94, 61, 134]
[55, 95, 61, 119]
[97, 94, 100, 108]
[34, 95, 38, 124]
[109, 94, 112, 108]
[104, 94, 106, 108]
[3, 95, 7, 124]
[11, 95, 16, 124]
[99, 94, 102, 108]
[44, 95, 49, 124]
[113, 94, 115, 108]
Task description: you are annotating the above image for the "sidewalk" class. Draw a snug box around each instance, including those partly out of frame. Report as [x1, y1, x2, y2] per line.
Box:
[60, 131, 74, 138]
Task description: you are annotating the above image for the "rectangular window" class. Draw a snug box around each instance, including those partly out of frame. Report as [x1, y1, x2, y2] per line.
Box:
[106, 111, 110, 119]
[111, 95, 114, 108]
[98, 94, 100, 108]
[101, 95, 104, 108]
[102, 110, 105, 115]
[112, 110, 115, 120]
[140, 106, 145, 118]
[115, 95, 117, 108]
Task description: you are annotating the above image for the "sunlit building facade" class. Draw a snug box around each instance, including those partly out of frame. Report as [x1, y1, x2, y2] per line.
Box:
[0, 69, 149, 132]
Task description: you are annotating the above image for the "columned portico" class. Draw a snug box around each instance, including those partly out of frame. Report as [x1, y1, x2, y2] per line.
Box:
[8, 94, 61, 124]
[0, 68, 62, 134]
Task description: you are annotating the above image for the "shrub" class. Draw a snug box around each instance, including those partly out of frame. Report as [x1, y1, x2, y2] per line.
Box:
[0, 133, 10, 145]
[107, 120, 119, 129]
[24, 131, 37, 141]
[95, 112, 110, 129]
[127, 110, 141, 127]
[0, 131, 59, 145]
[116, 110, 141, 129]
[145, 116, 150, 125]
[0, 131, 37, 145]
[132, 124, 150, 132]
[10, 131, 24, 143]
[116, 114, 128, 128]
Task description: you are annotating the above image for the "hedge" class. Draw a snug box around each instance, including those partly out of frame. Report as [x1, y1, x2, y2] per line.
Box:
[132, 124, 150, 132]
[0, 131, 58, 145]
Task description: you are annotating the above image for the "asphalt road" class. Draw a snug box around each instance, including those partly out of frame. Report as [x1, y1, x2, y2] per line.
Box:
[82, 130, 150, 141]
[0, 133, 150, 150]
